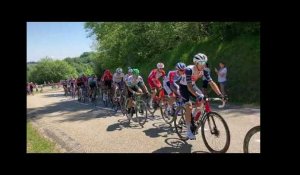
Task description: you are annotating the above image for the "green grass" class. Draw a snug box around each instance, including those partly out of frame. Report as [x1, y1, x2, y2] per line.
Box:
[139, 34, 260, 105]
[27, 122, 59, 153]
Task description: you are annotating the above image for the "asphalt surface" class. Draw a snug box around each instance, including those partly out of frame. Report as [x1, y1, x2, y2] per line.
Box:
[27, 87, 260, 153]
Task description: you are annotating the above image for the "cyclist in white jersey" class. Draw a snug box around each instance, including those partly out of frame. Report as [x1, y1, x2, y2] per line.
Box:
[125, 69, 150, 114]
[113, 68, 125, 98]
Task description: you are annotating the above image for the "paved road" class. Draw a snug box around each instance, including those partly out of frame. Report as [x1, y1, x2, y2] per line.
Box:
[27, 88, 260, 153]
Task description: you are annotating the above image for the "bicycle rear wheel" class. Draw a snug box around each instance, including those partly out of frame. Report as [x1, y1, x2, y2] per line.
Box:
[243, 126, 260, 153]
[136, 100, 148, 127]
[201, 112, 230, 153]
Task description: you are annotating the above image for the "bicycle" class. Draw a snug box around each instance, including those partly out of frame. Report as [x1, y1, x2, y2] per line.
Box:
[71, 85, 76, 99]
[79, 85, 88, 103]
[243, 125, 260, 153]
[125, 92, 148, 127]
[161, 96, 185, 124]
[147, 88, 170, 120]
[90, 86, 97, 105]
[173, 97, 230, 153]
[112, 87, 126, 112]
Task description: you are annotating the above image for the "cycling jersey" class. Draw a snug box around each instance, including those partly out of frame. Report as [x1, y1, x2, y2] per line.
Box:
[125, 75, 145, 88]
[163, 70, 182, 96]
[148, 69, 166, 89]
[113, 73, 124, 83]
[124, 74, 131, 83]
[179, 65, 212, 85]
[148, 69, 166, 80]
[163, 70, 182, 85]
[101, 71, 113, 81]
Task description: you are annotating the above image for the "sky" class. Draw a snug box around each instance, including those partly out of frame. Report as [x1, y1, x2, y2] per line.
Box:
[27, 22, 94, 62]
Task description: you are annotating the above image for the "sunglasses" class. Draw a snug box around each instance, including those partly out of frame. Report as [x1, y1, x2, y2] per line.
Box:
[197, 61, 206, 65]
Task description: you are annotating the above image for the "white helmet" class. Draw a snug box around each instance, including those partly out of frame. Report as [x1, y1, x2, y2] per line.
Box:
[157, 63, 164, 69]
[116, 68, 123, 73]
[193, 53, 208, 65]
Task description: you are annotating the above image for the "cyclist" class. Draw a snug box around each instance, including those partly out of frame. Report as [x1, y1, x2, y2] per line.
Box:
[147, 62, 166, 109]
[179, 53, 225, 140]
[163, 62, 186, 115]
[112, 67, 125, 98]
[101, 69, 113, 90]
[62, 79, 68, 95]
[123, 67, 133, 96]
[88, 74, 98, 99]
[101, 69, 113, 101]
[125, 68, 150, 114]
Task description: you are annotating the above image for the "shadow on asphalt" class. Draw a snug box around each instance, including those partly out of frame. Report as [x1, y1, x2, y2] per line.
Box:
[27, 95, 124, 122]
[106, 118, 141, 131]
[142, 121, 174, 138]
[152, 138, 192, 153]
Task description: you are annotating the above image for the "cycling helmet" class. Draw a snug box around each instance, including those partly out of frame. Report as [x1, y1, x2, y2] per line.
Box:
[116, 67, 123, 74]
[193, 53, 208, 65]
[157, 63, 164, 69]
[132, 69, 140, 76]
[176, 62, 186, 71]
[128, 68, 133, 73]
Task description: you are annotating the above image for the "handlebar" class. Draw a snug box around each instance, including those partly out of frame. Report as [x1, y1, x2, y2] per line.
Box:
[205, 97, 227, 108]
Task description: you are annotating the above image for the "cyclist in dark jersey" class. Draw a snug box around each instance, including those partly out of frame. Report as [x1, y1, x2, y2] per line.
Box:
[179, 53, 225, 140]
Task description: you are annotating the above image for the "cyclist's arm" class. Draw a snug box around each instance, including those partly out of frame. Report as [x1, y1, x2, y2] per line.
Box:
[127, 86, 135, 94]
[187, 82, 198, 97]
[141, 84, 150, 94]
[208, 81, 222, 95]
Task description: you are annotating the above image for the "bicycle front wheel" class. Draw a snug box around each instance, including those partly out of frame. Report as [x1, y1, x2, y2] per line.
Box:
[243, 126, 260, 153]
[201, 112, 230, 153]
[161, 103, 174, 124]
[136, 100, 148, 127]
[173, 106, 187, 139]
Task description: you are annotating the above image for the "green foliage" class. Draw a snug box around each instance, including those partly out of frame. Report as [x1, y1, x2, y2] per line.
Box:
[28, 58, 77, 84]
[85, 22, 260, 105]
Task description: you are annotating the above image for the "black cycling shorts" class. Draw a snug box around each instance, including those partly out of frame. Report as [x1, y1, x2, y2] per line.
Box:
[202, 80, 209, 89]
[104, 80, 112, 88]
[127, 86, 139, 98]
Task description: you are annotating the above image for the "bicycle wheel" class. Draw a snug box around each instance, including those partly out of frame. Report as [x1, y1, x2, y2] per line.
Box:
[201, 112, 230, 153]
[174, 106, 187, 139]
[136, 100, 148, 127]
[161, 102, 174, 124]
[124, 98, 132, 121]
[243, 126, 260, 153]
[147, 98, 157, 115]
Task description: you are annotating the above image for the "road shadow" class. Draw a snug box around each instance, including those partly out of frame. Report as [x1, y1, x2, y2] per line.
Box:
[106, 118, 141, 131]
[142, 121, 175, 138]
[152, 138, 192, 153]
[147, 114, 163, 121]
[191, 151, 210, 153]
[27, 96, 123, 122]
[42, 93, 66, 98]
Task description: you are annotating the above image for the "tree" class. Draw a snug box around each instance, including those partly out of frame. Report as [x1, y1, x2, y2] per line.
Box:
[28, 58, 77, 84]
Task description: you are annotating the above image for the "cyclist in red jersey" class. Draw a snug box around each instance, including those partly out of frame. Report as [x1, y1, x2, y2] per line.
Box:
[147, 62, 166, 109]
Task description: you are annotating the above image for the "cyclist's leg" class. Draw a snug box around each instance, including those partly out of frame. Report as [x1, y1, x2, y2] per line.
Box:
[147, 78, 156, 107]
[127, 86, 137, 112]
[163, 81, 174, 107]
[179, 84, 195, 139]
